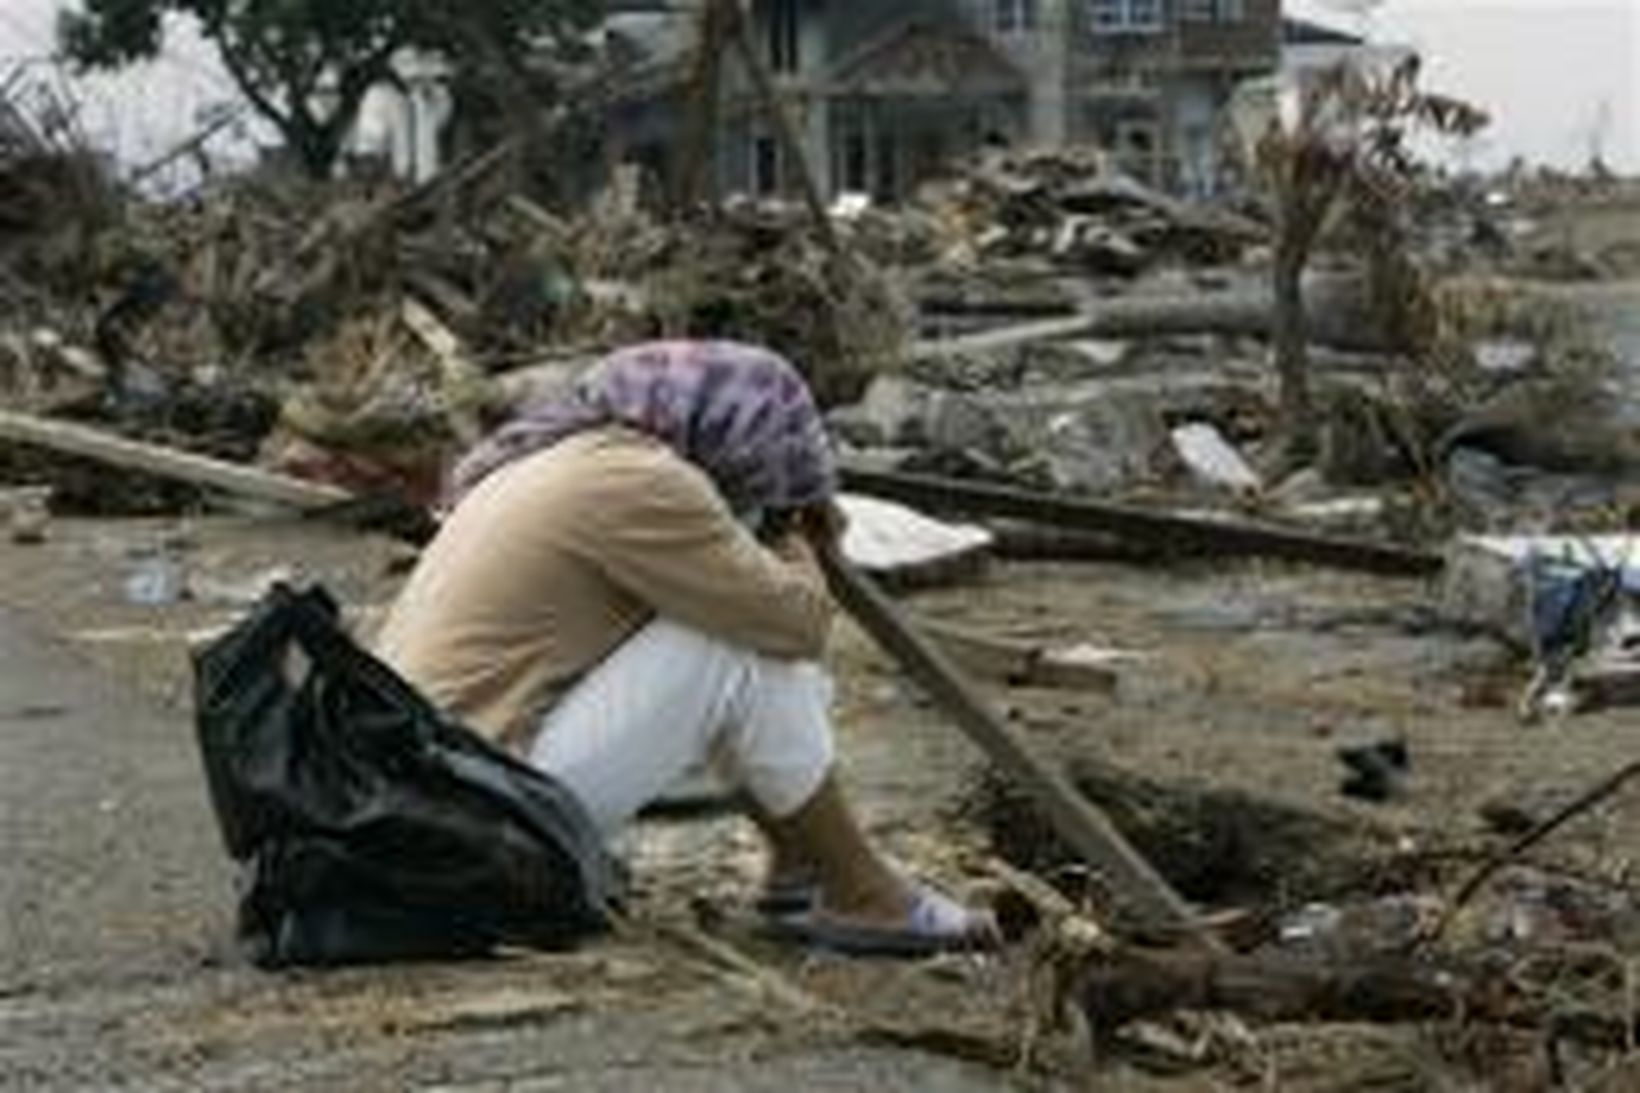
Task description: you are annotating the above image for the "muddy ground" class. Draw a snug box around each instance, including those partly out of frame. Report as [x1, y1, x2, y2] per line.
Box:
[5, 514, 1640, 1090]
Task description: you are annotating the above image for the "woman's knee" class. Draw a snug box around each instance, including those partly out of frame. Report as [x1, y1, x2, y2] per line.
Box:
[644, 619, 829, 695]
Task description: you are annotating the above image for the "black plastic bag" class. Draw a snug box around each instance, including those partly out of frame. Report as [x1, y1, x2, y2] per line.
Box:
[192, 583, 624, 968]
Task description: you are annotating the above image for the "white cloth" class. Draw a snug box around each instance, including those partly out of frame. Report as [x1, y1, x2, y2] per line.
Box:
[528, 618, 836, 835]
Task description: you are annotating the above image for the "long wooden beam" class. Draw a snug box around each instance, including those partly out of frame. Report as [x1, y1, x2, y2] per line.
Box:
[0, 410, 351, 511]
[838, 466, 1443, 577]
[817, 543, 1221, 948]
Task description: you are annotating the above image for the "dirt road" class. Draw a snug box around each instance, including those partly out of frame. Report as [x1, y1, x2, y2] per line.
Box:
[0, 526, 1017, 1091]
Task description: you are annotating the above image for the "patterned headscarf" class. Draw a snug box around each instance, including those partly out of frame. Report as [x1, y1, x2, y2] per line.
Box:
[450, 341, 836, 514]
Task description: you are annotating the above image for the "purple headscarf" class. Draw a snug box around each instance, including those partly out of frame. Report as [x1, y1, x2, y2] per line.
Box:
[451, 341, 836, 514]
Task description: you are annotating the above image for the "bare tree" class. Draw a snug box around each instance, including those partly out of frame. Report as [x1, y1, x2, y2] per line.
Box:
[1255, 57, 1488, 464]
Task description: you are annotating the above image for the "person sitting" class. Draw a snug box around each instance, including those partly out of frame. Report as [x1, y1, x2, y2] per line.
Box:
[375, 340, 995, 955]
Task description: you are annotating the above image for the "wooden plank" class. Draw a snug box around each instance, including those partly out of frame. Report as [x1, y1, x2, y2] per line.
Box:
[839, 466, 1443, 578]
[400, 297, 486, 444]
[907, 276, 1395, 361]
[916, 619, 1122, 693]
[817, 543, 1218, 947]
[0, 410, 351, 511]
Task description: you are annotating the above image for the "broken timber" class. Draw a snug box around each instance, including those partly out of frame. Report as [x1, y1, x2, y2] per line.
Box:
[908, 277, 1393, 361]
[817, 543, 1219, 949]
[0, 410, 351, 511]
[400, 297, 487, 445]
[1077, 944, 1640, 1053]
[839, 467, 1442, 577]
[917, 620, 1123, 693]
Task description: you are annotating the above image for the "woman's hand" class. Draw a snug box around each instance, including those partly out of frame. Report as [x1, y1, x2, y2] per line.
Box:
[797, 501, 848, 549]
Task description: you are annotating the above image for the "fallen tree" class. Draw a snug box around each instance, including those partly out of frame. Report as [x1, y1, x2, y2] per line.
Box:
[908, 275, 1401, 362]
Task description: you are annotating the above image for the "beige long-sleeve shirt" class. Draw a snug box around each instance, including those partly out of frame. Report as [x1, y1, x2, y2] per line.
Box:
[375, 426, 833, 749]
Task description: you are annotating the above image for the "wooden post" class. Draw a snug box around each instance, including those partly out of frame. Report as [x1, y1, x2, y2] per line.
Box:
[817, 543, 1220, 949]
[674, 0, 729, 213]
[722, 1, 839, 252]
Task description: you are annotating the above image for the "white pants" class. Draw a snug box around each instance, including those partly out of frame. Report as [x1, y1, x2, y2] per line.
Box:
[527, 619, 836, 835]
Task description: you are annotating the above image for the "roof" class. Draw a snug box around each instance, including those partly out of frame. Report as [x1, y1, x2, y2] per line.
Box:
[1282, 17, 1365, 46]
[824, 18, 1025, 96]
[601, 10, 696, 103]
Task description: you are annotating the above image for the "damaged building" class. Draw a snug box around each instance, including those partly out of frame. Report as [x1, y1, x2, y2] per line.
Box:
[606, 0, 1283, 202]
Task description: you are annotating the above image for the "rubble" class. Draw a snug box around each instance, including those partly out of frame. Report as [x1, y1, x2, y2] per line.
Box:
[1, 116, 913, 515]
[907, 148, 1266, 278]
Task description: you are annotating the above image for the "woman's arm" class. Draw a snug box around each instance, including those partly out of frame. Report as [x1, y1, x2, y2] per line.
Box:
[581, 454, 834, 660]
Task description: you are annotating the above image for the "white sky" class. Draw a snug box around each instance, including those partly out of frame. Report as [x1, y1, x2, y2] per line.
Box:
[3, 0, 1637, 178]
[0, 0, 254, 175]
[1289, 0, 1638, 171]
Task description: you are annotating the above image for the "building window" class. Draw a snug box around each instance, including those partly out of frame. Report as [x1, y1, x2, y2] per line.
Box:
[1088, 0, 1163, 33]
[1180, 0, 1244, 21]
[995, 0, 1038, 34]
[842, 131, 869, 194]
[753, 134, 781, 196]
[768, 0, 800, 73]
[873, 130, 899, 202]
[1115, 118, 1161, 181]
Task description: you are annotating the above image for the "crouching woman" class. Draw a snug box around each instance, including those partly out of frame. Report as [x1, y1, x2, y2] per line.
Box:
[376, 341, 994, 955]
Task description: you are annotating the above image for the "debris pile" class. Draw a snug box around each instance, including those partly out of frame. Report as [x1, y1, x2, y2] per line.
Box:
[911, 148, 1266, 277]
[0, 130, 911, 508]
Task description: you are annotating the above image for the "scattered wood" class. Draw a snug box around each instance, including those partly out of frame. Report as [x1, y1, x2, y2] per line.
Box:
[916, 620, 1125, 693]
[853, 1023, 1027, 1072]
[1075, 943, 1640, 1053]
[839, 465, 1442, 577]
[401, 270, 481, 328]
[907, 276, 1393, 362]
[986, 522, 1159, 564]
[647, 917, 830, 1016]
[399, 297, 486, 444]
[649, 914, 1042, 1076]
[817, 542, 1219, 949]
[400, 986, 582, 1035]
[0, 409, 351, 511]
[1425, 758, 1640, 948]
[917, 294, 1077, 320]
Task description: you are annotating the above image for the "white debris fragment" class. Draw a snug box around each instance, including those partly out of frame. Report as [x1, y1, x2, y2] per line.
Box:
[837, 494, 993, 578]
[1171, 423, 1261, 495]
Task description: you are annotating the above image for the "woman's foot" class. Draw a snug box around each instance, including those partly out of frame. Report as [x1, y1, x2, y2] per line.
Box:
[776, 882, 999, 957]
[755, 867, 819, 918]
